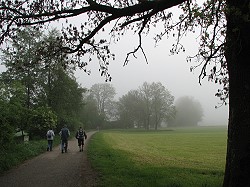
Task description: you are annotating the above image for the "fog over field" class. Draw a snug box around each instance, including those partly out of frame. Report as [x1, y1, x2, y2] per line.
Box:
[75, 32, 229, 126]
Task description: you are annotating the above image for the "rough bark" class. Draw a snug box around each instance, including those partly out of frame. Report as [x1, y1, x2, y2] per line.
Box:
[223, 0, 250, 186]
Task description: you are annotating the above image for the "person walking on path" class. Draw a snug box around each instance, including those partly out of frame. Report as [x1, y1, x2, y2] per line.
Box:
[46, 128, 55, 151]
[75, 127, 87, 152]
[59, 125, 70, 153]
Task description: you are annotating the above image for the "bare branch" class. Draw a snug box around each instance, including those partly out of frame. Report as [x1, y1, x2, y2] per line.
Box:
[124, 16, 150, 65]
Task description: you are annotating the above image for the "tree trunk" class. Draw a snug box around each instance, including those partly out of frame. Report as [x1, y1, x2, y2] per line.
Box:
[223, 0, 250, 186]
[47, 60, 52, 107]
[154, 114, 158, 130]
[26, 68, 31, 109]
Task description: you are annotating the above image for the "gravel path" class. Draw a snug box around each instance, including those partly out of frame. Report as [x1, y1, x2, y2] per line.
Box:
[0, 131, 99, 187]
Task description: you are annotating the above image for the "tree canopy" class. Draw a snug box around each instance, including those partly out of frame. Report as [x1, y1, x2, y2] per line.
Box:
[0, 0, 228, 102]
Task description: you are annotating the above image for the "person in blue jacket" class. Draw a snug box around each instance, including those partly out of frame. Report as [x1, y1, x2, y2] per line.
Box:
[59, 125, 70, 153]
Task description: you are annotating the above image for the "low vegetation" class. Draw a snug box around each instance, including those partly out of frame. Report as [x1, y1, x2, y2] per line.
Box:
[0, 137, 61, 173]
[88, 127, 227, 187]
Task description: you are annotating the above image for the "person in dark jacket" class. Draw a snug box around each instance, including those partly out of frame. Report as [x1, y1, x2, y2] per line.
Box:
[59, 125, 70, 153]
[75, 127, 87, 152]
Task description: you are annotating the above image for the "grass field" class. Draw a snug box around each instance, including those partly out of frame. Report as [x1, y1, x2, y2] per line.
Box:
[88, 126, 227, 187]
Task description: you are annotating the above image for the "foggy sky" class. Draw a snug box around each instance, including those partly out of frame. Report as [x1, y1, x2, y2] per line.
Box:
[75, 31, 229, 126]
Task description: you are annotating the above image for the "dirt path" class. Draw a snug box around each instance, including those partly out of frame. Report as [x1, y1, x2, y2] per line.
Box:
[0, 131, 99, 187]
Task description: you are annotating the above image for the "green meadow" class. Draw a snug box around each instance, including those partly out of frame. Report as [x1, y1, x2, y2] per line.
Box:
[88, 127, 227, 187]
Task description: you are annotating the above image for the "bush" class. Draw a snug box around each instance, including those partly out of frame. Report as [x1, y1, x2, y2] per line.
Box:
[28, 106, 57, 138]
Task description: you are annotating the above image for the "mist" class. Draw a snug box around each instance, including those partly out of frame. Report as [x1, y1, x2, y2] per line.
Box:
[0, 26, 229, 126]
[74, 32, 229, 126]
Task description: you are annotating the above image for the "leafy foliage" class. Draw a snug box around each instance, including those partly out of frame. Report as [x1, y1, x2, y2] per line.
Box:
[0, 81, 27, 145]
[0, 28, 87, 140]
[0, 100, 15, 146]
[28, 106, 57, 138]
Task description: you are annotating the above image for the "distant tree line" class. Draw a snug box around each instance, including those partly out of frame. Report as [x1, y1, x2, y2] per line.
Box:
[83, 82, 204, 130]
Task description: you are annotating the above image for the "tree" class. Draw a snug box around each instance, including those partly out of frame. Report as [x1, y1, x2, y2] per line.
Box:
[49, 66, 86, 130]
[139, 82, 175, 130]
[0, 0, 249, 186]
[118, 90, 146, 128]
[35, 28, 66, 108]
[0, 81, 26, 144]
[150, 82, 175, 130]
[81, 93, 101, 129]
[139, 82, 152, 130]
[1, 27, 43, 109]
[173, 96, 203, 127]
[117, 82, 174, 130]
[89, 83, 116, 120]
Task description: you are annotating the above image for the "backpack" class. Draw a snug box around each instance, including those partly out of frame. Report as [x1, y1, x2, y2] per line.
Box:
[47, 131, 52, 139]
[61, 128, 69, 140]
[78, 130, 84, 139]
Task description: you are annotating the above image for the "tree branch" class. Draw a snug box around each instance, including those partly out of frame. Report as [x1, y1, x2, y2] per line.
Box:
[124, 16, 150, 65]
[198, 42, 225, 84]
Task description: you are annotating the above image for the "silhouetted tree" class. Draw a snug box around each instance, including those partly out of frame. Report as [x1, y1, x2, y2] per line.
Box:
[174, 96, 203, 127]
